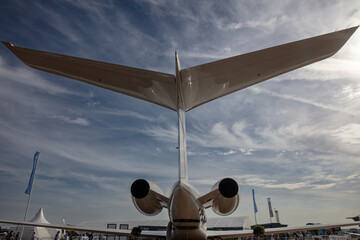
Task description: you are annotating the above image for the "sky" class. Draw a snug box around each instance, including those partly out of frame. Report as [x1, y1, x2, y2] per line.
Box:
[0, 0, 360, 228]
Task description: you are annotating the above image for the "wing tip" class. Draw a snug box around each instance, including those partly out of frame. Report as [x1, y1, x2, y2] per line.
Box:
[347, 25, 359, 33]
[2, 41, 13, 48]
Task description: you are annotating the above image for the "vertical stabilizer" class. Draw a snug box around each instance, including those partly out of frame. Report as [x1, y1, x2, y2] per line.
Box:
[178, 109, 188, 181]
[175, 51, 184, 110]
[175, 52, 188, 181]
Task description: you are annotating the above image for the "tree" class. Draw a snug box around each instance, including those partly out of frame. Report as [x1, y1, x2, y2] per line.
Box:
[131, 226, 142, 240]
[253, 225, 265, 239]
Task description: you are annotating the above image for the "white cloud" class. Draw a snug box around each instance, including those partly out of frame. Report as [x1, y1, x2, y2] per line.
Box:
[47, 115, 90, 126]
[332, 123, 360, 145]
[255, 87, 360, 117]
[143, 125, 178, 142]
[346, 173, 360, 180]
[188, 121, 258, 150]
[239, 148, 254, 155]
[218, 150, 236, 156]
[313, 183, 336, 190]
[97, 109, 157, 122]
[0, 58, 81, 96]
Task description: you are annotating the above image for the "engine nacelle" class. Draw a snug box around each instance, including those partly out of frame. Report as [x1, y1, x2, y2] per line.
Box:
[130, 179, 165, 216]
[211, 178, 240, 216]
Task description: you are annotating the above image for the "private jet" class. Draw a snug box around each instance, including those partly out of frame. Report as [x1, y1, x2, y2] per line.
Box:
[1, 26, 360, 239]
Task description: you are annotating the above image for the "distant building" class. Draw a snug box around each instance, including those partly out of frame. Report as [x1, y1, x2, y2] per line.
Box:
[77, 215, 252, 232]
[251, 222, 288, 229]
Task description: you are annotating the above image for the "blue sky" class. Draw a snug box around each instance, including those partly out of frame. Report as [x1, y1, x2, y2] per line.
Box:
[0, 0, 359, 227]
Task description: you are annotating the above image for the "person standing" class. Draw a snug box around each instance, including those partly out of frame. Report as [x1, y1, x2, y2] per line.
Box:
[55, 231, 60, 240]
[32, 231, 39, 240]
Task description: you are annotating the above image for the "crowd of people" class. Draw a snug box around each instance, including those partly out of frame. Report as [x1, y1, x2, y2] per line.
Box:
[0, 230, 20, 240]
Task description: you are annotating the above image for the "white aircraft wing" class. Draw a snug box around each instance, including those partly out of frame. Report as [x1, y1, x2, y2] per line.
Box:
[180, 26, 358, 111]
[1, 41, 177, 111]
[0, 219, 165, 238]
[3, 26, 358, 112]
[207, 221, 360, 239]
[2, 219, 359, 239]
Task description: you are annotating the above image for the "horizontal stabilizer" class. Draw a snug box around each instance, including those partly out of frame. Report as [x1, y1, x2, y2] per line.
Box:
[180, 26, 358, 111]
[2, 26, 358, 112]
[2, 42, 177, 110]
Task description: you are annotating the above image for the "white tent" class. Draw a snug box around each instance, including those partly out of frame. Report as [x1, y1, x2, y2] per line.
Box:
[11, 208, 55, 240]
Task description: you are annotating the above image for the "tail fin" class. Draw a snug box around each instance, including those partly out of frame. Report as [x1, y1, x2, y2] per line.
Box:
[175, 52, 188, 181]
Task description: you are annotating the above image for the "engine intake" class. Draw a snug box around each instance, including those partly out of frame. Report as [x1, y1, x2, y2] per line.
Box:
[211, 178, 240, 216]
[219, 178, 239, 198]
[130, 179, 165, 216]
[131, 179, 150, 199]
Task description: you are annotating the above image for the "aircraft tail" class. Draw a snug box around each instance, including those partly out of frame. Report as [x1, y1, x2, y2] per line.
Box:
[3, 26, 358, 182]
[176, 52, 188, 181]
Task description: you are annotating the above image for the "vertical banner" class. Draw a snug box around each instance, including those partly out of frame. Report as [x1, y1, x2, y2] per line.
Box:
[252, 189, 258, 213]
[21, 151, 40, 240]
[275, 209, 280, 223]
[25, 151, 40, 194]
[267, 197, 274, 218]
[252, 189, 258, 225]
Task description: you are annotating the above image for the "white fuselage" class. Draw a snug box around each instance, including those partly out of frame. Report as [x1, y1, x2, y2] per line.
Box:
[168, 180, 207, 240]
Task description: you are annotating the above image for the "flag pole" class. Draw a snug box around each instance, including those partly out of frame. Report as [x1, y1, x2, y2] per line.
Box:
[20, 152, 40, 240]
[254, 209, 258, 226]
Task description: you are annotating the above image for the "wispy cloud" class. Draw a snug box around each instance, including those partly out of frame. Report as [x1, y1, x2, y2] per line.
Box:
[254, 87, 360, 117]
[49, 115, 90, 126]
[142, 124, 178, 142]
[0, 57, 81, 96]
[97, 109, 158, 122]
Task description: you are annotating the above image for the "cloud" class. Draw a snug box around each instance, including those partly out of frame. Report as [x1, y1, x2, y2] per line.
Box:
[97, 109, 158, 122]
[217, 150, 236, 156]
[313, 183, 336, 190]
[193, 171, 355, 192]
[187, 121, 258, 150]
[239, 148, 254, 155]
[332, 123, 360, 145]
[255, 87, 360, 117]
[0, 57, 81, 96]
[142, 125, 178, 143]
[49, 115, 90, 126]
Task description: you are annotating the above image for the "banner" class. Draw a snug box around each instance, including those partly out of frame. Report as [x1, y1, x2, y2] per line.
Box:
[252, 189, 258, 213]
[25, 152, 40, 194]
[267, 197, 274, 218]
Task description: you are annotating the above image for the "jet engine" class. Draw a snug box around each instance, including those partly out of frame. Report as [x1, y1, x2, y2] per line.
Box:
[130, 179, 168, 216]
[210, 178, 239, 216]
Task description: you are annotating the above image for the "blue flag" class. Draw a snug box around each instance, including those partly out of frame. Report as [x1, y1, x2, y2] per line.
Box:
[25, 152, 40, 195]
[252, 189, 258, 213]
